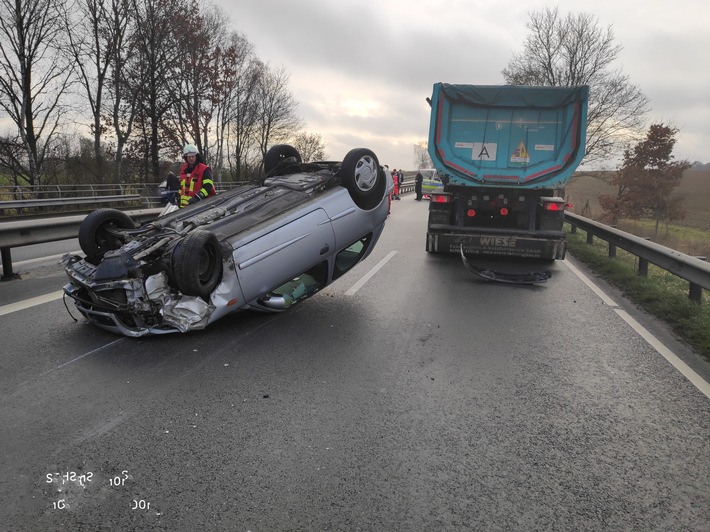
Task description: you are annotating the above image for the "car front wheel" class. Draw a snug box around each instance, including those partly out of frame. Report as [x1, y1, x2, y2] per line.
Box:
[172, 230, 223, 299]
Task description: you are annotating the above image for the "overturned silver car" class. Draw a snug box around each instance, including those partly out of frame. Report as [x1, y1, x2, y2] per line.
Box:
[63, 146, 392, 336]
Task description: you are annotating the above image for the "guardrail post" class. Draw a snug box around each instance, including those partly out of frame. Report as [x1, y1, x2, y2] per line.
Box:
[690, 256, 707, 304]
[586, 231, 593, 245]
[638, 258, 648, 277]
[638, 237, 651, 277]
[608, 226, 616, 258]
[570, 225, 577, 234]
[1, 247, 18, 280]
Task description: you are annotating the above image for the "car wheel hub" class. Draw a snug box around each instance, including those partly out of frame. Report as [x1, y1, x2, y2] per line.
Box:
[353, 156, 377, 192]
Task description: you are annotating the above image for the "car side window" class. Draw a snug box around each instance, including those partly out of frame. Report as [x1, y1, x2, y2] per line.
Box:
[333, 234, 372, 280]
[266, 261, 328, 307]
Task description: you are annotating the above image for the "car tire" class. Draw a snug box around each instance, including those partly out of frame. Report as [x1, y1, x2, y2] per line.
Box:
[78, 208, 136, 265]
[172, 230, 223, 299]
[264, 144, 302, 174]
[341, 148, 386, 210]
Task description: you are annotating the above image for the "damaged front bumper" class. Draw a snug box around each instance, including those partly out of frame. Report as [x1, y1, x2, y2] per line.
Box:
[63, 255, 216, 336]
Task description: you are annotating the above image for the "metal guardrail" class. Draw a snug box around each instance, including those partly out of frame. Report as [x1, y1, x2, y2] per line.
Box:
[0, 194, 141, 209]
[0, 184, 142, 198]
[0, 208, 162, 280]
[0, 182, 249, 211]
[0, 184, 161, 214]
[565, 212, 710, 304]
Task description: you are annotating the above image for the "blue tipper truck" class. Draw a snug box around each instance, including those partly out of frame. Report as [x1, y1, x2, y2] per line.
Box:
[426, 83, 589, 260]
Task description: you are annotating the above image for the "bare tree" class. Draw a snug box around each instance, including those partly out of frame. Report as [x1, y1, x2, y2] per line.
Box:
[104, 0, 140, 182]
[214, 31, 260, 181]
[161, 1, 227, 161]
[255, 65, 302, 171]
[290, 131, 327, 162]
[222, 39, 262, 180]
[0, 0, 73, 186]
[62, 0, 126, 183]
[413, 141, 431, 169]
[0, 0, 307, 186]
[192, 6, 227, 163]
[130, 0, 184, 180]
[502, 7, 649, 164]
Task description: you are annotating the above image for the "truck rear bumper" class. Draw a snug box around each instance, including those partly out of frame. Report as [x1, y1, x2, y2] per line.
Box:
[426, 230, 566, 259]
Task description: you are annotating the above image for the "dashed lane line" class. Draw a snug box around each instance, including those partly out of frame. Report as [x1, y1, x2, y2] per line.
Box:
[345, 251, 397, 296]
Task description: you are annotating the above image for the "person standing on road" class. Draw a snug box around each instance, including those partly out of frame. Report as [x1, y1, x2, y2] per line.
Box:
[392, 168, 400, 200]
[415, 171, 423, 200]
[383, 165, 393, 214]
[179, 144, 216, 208]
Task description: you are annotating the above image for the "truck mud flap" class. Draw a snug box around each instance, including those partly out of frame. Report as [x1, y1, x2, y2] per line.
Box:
[460, 246, 551, 285]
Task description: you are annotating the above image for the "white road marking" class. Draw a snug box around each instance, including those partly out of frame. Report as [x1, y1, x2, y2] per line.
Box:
[14, 250, 82, 267]
[614, 309, 710, 399]
[562, 259, 710, 399]
[0, 290, 65, 317]
[1, 250, 82, 316]
[345, 251, 397, 296]
[562, 259, 618, 307]
[51, 338, 124, 373]
[12, 338, 125, 393]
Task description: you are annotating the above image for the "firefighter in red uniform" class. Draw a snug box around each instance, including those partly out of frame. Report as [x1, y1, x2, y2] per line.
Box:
[392, 168, 400, 200]
[179, 144, 216, 208]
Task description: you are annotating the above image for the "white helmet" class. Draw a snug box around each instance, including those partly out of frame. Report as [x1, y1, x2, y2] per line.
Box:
[183, 144, 198, 156]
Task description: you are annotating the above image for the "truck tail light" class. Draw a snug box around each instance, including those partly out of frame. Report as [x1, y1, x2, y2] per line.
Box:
[543, 201, 565, 211]
[499, 207, 509, 216]
[467, 209, 476, 217]
[431, 193, 452, 203]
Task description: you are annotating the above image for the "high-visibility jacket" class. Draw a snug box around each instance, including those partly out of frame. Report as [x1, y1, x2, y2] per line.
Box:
[179, 162, 215, 207]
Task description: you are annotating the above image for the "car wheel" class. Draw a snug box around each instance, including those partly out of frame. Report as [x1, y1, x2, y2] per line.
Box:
[78, 208, 136, 265]
[341, 148, 386, 210]
[172, 230, 223, 299]
[264, 144, 302, 174]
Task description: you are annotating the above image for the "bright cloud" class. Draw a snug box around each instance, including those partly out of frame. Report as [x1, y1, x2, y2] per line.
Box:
[216, 0, 710, 168]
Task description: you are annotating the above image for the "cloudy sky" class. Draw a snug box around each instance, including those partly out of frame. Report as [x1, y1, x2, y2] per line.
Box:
[214, 0, 709, 170]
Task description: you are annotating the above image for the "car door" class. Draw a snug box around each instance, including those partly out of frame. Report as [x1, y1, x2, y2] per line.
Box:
[233, 208, 336, 302]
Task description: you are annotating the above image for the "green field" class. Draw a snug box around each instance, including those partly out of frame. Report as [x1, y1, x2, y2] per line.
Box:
[566, 169, 710, 229]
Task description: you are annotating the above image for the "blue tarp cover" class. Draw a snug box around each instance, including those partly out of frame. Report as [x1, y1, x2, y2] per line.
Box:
[428, 83, 589, 188]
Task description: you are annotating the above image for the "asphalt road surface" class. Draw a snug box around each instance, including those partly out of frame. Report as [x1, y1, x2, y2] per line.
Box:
[1, 196, 709, 531]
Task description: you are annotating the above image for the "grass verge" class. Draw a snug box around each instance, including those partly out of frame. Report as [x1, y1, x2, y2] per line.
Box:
[565, 226, 710, 360]
[615, 219, 710, 258]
